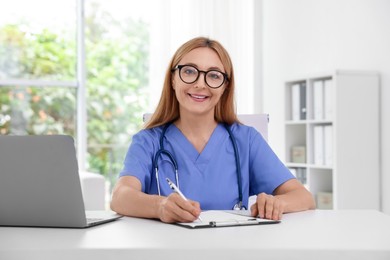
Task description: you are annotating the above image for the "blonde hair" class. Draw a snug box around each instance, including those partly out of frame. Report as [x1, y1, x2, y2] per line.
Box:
[145, 37, 238, 129]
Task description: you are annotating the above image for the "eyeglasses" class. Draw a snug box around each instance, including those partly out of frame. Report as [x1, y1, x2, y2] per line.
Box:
[172, 65, 229, 89]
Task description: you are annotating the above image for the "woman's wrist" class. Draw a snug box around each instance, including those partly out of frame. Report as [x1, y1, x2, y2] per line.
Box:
[154, 195, 166, 220]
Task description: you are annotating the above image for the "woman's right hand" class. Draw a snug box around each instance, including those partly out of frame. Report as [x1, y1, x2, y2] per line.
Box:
[157, 193, 201, 223]
[111, 176, 201, 223]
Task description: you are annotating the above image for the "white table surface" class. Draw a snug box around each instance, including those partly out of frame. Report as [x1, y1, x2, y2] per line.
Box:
[1, 210, 390, 260]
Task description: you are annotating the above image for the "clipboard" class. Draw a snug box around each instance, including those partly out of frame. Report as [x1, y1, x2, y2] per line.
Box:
[175, 210, 280, 229]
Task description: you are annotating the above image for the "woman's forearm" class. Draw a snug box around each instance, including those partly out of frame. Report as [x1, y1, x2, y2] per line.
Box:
[275, 187, 316, 213]
[110, 177, 163, 219]
[273, 179, 316, 213]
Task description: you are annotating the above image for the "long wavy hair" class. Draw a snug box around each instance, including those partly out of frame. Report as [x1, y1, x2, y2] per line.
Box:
[145, 36, 238, 129]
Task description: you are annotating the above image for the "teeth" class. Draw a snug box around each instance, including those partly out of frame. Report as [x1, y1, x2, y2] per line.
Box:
[191, 94, 206, 99]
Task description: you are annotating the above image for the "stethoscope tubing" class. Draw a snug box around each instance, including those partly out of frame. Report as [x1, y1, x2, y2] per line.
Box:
[224, 123, 243, 208]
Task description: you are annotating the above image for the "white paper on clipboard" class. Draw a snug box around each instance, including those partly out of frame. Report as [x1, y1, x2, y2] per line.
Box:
[176, 210, 280, 229]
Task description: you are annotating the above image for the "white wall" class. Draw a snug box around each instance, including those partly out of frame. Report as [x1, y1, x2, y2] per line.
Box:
[262, 0, 390, 214]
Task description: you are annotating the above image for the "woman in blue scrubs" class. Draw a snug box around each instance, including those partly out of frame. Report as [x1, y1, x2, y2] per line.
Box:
[111, 37, 315, 223]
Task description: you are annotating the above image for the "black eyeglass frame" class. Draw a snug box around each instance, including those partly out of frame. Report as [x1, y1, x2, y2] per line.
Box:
[171, 64, 229, 89]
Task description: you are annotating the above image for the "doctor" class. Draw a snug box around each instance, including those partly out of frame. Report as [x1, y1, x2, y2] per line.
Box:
[110, 37, 315, 223]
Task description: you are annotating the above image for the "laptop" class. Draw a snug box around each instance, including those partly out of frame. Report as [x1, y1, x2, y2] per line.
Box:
[0, 135, 122, 228]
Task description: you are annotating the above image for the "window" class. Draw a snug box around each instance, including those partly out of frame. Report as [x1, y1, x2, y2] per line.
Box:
[0, 0, 77, 136]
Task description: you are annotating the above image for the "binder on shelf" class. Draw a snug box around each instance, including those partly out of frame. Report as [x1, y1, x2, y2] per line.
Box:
[299, 82, 307, 120]
[324, 125, 333, 166]
[313, 125, 324, 165]
[291, 83, 300, 121]
[291, 82, 306, 120]
[313, 80, 324, 120]
[324, 79, 333, 120]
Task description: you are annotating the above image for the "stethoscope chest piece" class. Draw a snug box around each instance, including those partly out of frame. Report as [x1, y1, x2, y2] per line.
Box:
[233, 201, 247, 211]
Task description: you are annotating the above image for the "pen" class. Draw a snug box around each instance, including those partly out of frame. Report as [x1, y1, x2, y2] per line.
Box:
[165, 178, 203, 222]
[210, 219, 258, 227]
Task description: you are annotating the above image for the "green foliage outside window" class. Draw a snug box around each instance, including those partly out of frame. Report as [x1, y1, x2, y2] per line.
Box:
[0, 7, 150, 187]
[85, 7, 150, 186]
[0, 25, 76, 135]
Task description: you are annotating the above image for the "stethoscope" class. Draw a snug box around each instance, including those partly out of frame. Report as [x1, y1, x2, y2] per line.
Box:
[153, 122, 246, 210]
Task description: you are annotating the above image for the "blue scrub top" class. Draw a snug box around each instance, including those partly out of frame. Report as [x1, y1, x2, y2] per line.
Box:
[119, 123, 294, 210]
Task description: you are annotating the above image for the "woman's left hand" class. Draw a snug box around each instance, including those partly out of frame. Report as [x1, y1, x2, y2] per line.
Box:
[250, 192, 286, 220]
[250, 179, 316, 220]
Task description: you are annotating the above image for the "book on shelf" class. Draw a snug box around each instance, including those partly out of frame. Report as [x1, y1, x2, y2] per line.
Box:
[312, 124, 332, 166]
[291, 82, 306, 120]
[291, 83, 300, 121]
[324, 125, 333, 166]
[313, 80, 324, 120]
[323, 79, 333, 120]
[313, 125, 324, 165]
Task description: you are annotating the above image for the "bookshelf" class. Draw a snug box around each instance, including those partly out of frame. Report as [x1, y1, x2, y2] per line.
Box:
[284, 70, 380, 210]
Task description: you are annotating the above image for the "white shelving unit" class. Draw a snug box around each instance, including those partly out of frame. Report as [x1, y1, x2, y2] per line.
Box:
[284, 70, 380, 210]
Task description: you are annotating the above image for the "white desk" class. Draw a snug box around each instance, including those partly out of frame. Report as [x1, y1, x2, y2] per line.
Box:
[1, 210, 390, 260]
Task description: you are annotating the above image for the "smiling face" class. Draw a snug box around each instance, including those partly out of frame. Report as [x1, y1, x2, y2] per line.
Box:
[172, 47, 227, 119]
